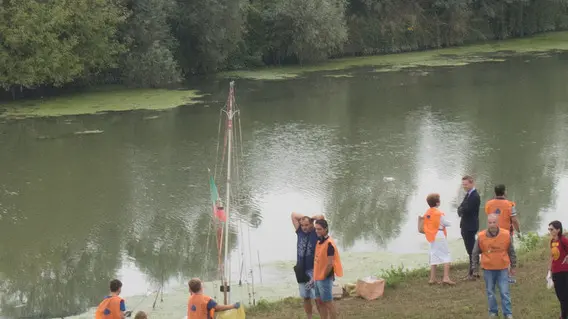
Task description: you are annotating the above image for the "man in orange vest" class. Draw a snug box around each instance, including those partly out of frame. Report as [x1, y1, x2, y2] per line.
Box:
[95, 279, 128, 319]
[472, 214, 517, 319]
[485, 184, 521, 238]
[313, 219, 343, 319]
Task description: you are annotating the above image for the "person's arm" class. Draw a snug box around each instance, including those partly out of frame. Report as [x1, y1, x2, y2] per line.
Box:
[440, 215, 451, 227]
[469, 193, 481, 217]
[311, 213, 325, 221]
[562, 237, 568, 264]
[291, 212, 303, 230]
[508, 240, 517, 270]
[471, 238, 481, 272]
[120, 299, 126, 319]
[510, 204, 521, 233]
[210, 298, 239, 312]
[325, 243, 335, 277]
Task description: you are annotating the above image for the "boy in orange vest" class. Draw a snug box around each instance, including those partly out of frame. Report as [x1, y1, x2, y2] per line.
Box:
[187, 278, 240, 319]
[313, 219, 343, 319]
[95, 279, 128, 319]
[472, 214, 517, 319]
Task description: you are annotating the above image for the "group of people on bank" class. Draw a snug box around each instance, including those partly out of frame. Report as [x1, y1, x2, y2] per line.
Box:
[291, 175, 568, 319]
[421, 175, 568, 319]
[93, 175, 567, 319]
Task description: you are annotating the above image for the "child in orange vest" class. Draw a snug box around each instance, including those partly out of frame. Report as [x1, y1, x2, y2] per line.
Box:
[313, 219, 343, 319]
[423, 193, 455, 285]
[95, 279, 127, 319]
[187, 278, 240, 319]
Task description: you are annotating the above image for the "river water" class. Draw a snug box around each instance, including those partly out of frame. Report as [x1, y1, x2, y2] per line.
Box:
[1, 53, 567, 318]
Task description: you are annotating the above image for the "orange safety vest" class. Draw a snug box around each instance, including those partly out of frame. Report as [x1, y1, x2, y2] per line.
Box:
[187, 294, 216, 319]
[485, 198, 516, 233]
[423, 207, 447, 243]
[95, 295, 124, 319]
[313, 236, 344, 281]
[478, 229, 511, 270]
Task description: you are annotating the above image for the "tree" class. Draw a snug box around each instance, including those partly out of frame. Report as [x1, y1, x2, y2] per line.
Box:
[172, 0, 247, 74]
[0, 0, 127, 94]
[121, 0, 182, 87]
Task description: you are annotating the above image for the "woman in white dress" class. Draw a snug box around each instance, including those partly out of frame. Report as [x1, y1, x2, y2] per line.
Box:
[423, 193, 455, 285]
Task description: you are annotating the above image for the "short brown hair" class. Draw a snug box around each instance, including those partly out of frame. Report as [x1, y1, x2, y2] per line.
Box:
[109, 279, 122, 293]
[426, 193, 440, 207]
[188, 278, 202, 293]
[134, 311, 148, 319]
[462, 175, 474, 183]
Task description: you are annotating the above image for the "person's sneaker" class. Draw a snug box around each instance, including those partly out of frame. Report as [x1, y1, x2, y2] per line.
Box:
[489, 314, 498, 318]
[505, 315, 513, 319]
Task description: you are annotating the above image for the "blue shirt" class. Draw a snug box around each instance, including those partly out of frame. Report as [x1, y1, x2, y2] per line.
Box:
[296, 227, 318, 273]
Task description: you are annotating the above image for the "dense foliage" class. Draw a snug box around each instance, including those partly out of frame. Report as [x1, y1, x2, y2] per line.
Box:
[1, 0, 568, 94]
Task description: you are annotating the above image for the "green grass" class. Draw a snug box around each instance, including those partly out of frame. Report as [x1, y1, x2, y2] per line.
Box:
[246, 235, 561, 319]
[221, 31, 568, 80]
[0, 87, 204, 119]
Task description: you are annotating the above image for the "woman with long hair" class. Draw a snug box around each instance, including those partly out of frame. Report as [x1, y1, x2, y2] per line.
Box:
[548, 220, 568, 319]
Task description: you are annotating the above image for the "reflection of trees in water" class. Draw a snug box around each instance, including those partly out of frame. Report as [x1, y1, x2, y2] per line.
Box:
[322, 74, 421, 249]
[435, 56, 568, 231]
[0, 230, 121, 318]
[0, 117, 130, 318]
[125, 210, 238, 285]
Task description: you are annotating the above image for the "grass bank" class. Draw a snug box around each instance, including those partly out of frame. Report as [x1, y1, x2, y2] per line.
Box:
[247, 234, 559, 319]
[222, 31, 568, 80]
[0, 86, 203, 119]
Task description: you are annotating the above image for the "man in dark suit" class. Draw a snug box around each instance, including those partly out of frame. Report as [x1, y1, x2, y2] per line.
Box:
[458, 175, 481, 280]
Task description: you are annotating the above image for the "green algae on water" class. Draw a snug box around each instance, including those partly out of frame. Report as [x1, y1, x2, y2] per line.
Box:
[221, 31, 568, 80]
[0, 88, 204, 119]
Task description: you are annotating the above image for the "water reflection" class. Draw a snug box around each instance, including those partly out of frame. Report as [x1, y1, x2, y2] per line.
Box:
[0, 54, 567, 317]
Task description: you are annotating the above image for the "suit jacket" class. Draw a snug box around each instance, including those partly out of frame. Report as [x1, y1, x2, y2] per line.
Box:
[458, 189, 480, 231]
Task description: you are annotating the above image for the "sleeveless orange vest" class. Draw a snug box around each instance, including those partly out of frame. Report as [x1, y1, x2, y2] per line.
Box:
[187, 294, 216, 319]
[95, 295, 123, 319]
[313, 236, 344, 281]
[478, 229, 511, 270]
[485, 198, 515, 233]
[423, 207, 447, 243]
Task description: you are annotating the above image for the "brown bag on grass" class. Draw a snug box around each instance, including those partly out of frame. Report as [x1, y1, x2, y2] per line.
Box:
[355, 277, 385, 301]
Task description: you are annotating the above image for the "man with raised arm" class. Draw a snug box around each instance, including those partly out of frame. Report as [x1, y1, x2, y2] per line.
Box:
[291, 212, 325, 319]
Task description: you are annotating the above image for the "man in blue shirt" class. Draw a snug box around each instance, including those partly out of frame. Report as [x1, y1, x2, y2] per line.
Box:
[291, 212, 325, 319]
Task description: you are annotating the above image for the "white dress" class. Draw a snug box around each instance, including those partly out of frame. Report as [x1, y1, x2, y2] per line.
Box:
[429, 215, 452, 265]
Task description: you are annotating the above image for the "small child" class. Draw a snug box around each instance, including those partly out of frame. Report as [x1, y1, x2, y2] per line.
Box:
[134, 311, 148, 319]
[187, 278, 240, 319]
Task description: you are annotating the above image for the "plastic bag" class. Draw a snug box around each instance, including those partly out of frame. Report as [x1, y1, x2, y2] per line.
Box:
[216, 304, 246, 319]
[546, 271, 554, 289]
[355, 276, 385, 301]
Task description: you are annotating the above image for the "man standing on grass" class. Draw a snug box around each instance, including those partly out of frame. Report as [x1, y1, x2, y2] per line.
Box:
[472, 213, 517, 319]
[458, 175, 481, 280]
[313, 219, 343, 319]
[291, 212, 325, 319]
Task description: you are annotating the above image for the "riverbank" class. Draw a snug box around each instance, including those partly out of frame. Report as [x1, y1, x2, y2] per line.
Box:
[247, 236, 558, 319]
[2, 31, 568, 119]
[222, 31, 568, 80]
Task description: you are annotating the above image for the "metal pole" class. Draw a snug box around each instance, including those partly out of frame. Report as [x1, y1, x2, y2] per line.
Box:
[223, 81, 235, 304]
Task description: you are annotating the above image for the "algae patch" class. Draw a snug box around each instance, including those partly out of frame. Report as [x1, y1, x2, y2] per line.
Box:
[324, 74, 354, 78]
[0, 88, 204, 119]
[221, 31, 568, 80]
